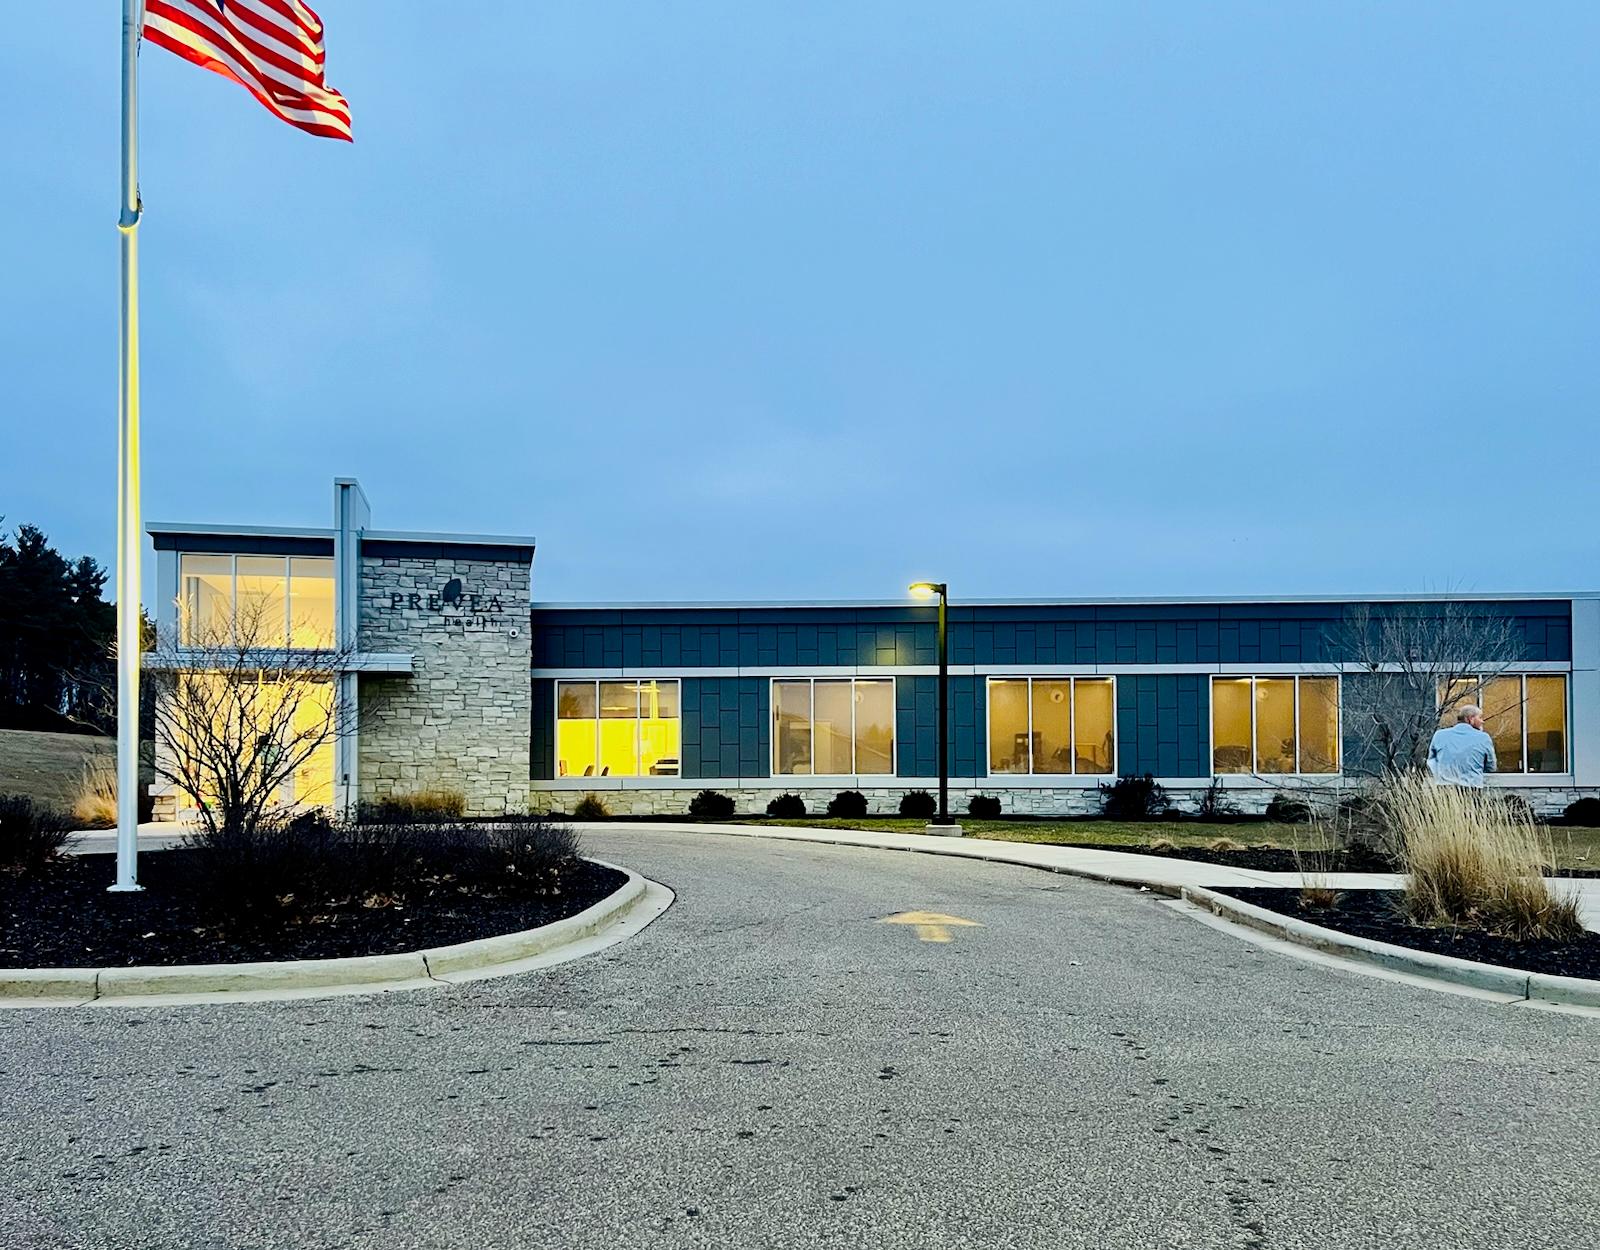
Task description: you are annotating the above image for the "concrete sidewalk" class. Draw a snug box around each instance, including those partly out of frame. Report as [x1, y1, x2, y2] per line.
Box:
[581, 820, 1600, 934]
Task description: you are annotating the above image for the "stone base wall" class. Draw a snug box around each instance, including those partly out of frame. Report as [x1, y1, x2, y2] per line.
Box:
[529, 782, 1596, 820]
[358, 554, 531, 817]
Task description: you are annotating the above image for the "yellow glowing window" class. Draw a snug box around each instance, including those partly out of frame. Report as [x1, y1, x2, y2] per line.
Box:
[984, 677, 1115, 776]
[1435, 674, 1567, 775]
[556, 679, 681, 779]
[1211, 676, 1340, 775]
[771, 679, 895, 776]
[179, 553, 334, 649]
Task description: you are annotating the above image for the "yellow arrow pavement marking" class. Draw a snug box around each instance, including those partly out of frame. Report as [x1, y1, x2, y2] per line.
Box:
[880, 911, 982, 944]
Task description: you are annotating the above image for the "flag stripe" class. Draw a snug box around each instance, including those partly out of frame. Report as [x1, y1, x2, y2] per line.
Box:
[228, 0, 324, 65]
[154, 0, 341, 110]
[143, 0, 351, 141]
[146, 4, 350, 127]
[143, 22, 353, 139]
[218, 2, 324, 76]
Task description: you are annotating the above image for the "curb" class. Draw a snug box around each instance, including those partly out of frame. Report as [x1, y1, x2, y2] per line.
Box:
[1181, 884, 1600, 1009]
[577, 821, 1195, 897]
[0, 858, 648, 1006]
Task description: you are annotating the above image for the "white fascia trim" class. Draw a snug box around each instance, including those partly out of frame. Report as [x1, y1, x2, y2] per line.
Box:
[532, 660, 1574, 680]
[147, 521, 335, 539]
[364, 528, 538, 548]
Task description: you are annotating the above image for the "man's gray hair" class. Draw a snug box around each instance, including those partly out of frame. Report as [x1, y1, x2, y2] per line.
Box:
[1457, 704, 1482, 724]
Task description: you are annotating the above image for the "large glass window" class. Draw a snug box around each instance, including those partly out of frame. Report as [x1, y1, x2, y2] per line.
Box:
[771, 678, 895, 776]
[179, 553, 334, 649]
[986, 677, 1115, 776]
[556, 679, 681, 779]
[1436, 674, 1568, 775]
[1211, 676, 1340, 775]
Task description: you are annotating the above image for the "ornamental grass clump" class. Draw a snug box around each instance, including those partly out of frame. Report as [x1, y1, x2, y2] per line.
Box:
[1382, 775, 1582, 942]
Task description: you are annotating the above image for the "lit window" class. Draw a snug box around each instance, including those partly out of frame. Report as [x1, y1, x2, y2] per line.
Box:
[1211, 676, 1340, 775]
[179, 554, 334, 649]
[986, 677, 1115, 776]
[771, 679, 895, 776]
[1436, 674, 1568, 775]
[556, 679, 681, 779]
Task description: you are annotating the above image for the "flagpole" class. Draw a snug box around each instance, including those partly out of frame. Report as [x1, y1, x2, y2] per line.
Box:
[110, 0, 145, 892]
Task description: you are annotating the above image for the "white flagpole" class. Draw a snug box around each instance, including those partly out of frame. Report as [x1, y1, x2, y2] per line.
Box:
[110, 0, 145, 892]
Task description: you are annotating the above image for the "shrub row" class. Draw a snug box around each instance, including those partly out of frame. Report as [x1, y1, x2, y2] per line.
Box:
[181, 811, 582, 928]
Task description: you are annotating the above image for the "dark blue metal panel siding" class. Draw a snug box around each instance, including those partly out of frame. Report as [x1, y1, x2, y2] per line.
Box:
[533, 602, 1572, 669]
[530, 679, 555, 781]
[681, 678, 769, 780]
[895, 676, 983, 778]
[1117, 675, 1210, 778]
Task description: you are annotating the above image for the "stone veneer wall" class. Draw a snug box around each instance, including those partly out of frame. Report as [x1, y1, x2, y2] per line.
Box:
[358, 554, 531, 816]
[527, 783, 1592, 820]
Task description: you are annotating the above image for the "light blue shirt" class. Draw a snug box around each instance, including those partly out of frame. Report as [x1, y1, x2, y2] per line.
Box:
[1427, 723, 1497, 787]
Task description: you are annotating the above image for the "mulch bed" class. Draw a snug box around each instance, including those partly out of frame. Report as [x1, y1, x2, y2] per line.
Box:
[0, 850, 625, 969]
[1221, 887, 1600, 981]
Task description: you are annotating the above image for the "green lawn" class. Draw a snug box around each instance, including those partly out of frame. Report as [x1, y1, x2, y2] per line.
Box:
[747, 816, 1600, 870]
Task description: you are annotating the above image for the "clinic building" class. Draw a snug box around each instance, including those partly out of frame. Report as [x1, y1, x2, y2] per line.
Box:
[147, 479, 1600, 819]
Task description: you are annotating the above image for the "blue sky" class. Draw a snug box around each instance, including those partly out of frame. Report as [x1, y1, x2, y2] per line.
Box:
[3, 3, 1598, 603]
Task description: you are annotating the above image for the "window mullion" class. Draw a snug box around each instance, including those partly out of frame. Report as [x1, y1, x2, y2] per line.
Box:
[1026, 677, 1035, 775]
[283, 555, 292, 650]
[1293, 676, 1302, 775]
[849, 679, 858, 776]
[808, 680, 816, 777]
[1068, 677, 1077, 776]
[1249, 677, 1258, 774]
[1521, 674, 1529, 777]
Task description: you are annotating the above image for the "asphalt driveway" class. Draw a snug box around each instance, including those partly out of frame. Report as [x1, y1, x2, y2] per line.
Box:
[3, 829, 1597, 1249]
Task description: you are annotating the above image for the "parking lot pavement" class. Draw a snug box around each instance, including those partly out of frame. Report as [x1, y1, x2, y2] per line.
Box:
[4, 829, 1598, 1250]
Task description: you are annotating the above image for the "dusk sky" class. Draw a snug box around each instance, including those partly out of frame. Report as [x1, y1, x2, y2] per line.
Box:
[4, 3, 1598, 604]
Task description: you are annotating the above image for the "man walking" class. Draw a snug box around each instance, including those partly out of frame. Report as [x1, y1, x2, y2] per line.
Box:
[1427, 704, 1498, 787]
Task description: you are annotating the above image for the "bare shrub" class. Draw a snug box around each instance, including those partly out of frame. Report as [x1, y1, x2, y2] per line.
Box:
[358, 788, 467, 824]
[1382, 775, 1582, 941]
[0, 795, 74, 872]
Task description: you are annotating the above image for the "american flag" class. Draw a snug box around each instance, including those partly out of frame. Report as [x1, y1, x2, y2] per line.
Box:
[143, 0, 352, 141]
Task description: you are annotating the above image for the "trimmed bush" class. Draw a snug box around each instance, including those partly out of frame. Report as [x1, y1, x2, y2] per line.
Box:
[765, 793, 807, 818]
[1099, 774, 1171, 820]
[967, 794, 1001, 818]
[572, 794, 611, 820]
[0, 795, 74, 872]
[827, 790, 868, 818]
[898, 790, 937, 819]
[1265, 792, 1313, 823]
[1563, 796, 1600, 826]
[689, 789, 736, 819]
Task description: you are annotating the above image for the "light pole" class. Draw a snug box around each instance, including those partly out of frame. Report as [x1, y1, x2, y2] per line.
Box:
[909, 581, 960, 836]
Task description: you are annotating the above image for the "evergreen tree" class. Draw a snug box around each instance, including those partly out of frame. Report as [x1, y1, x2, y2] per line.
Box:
[0, 521, 116, 733]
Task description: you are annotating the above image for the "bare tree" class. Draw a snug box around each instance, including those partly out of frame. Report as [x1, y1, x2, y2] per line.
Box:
[1332, 600, 1522, 777]
[146, 594, 367, 837]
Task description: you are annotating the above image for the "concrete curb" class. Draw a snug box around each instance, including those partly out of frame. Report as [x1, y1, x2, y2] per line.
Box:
[0, 858, 649, 1007]
[1181, 884, 1600, 1008]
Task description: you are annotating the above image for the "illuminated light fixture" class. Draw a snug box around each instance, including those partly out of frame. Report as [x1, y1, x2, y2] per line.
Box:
[906, 580, 958, 835]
